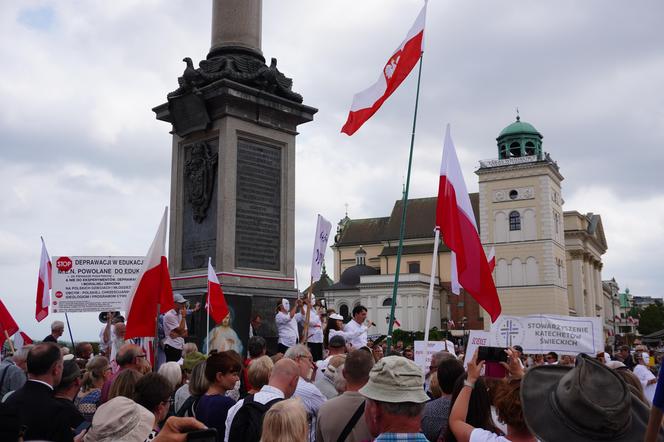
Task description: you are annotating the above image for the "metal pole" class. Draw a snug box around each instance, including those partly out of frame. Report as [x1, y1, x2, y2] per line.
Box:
[64, 312, 75, 349]
[386, 53, 424, 353]
[424, 228, 440, 344]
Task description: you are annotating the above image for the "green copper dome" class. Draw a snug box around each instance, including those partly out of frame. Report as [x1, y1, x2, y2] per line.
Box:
[496, 115, 543, 160]
[498, 116, 542, 139]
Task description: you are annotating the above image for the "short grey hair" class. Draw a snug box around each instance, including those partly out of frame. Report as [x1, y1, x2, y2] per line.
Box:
[158, 361, 183, 390]
[51, 320, 65, 331]
[374, 399, 425, 417]
[431, 351, 455, 366]
[284, 344, 312, 361]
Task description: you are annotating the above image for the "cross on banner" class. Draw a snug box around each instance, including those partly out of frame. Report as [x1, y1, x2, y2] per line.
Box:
[499, 320, 519, 347]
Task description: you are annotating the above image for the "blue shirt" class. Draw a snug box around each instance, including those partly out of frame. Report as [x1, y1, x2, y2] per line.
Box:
[375, 432, 429, 441]
[196, 394, 236, 441]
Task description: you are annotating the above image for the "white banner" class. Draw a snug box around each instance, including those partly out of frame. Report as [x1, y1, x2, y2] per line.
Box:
[414, 340, 456, 373]
[489, 314, 603, 356]
[464, 330, 490, 368]
[51, 256, 144, 313]
[310, 214, 332, 281]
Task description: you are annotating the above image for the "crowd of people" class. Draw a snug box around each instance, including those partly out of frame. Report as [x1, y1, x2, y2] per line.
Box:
[3, 297, 664, 441]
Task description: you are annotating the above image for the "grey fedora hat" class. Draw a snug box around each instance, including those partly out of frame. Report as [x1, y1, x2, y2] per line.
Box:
[521, 353, 661, 441]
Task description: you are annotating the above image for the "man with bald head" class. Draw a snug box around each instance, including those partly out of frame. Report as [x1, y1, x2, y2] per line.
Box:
[100, 343, 149, 403]
[225, 358, 300, 442]
[4, 342, 75, 441]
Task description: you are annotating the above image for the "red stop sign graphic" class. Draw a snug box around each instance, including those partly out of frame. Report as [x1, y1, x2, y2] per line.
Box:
[56, 257, 73, 272]
[55, 291, 63, 299]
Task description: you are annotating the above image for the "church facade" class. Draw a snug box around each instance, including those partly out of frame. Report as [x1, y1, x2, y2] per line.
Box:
[322, 118, 616, 338]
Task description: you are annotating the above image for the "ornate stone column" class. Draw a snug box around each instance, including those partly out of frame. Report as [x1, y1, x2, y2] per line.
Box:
[570, 251, 584, 316]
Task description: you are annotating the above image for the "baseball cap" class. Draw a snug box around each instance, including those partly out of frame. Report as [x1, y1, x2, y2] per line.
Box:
[329, 313, 344, 321]
[359, 356, 428, 403]
[58, 358, 82, 385]
[173, 293, 187, 304]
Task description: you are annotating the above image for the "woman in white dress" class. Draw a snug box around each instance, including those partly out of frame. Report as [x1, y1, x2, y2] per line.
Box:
[633, 352, 657, 403]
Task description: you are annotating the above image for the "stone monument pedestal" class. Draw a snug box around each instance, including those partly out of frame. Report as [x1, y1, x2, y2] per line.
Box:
[153, 0, 316, 352]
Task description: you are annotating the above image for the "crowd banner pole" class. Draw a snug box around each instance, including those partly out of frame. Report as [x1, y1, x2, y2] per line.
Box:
[64, 312, 75, 349]
[386, 53, 424, 353]
[206, 289, 210, 353]
[4, 330, 15, 354]
[424, 228, 440, 345]
[302, 278, 314, 345]
[153, 303, 160, 372]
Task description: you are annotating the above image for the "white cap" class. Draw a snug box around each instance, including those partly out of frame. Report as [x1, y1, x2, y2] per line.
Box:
[329, 313, 343, 320]
[282, 298, 290, 311]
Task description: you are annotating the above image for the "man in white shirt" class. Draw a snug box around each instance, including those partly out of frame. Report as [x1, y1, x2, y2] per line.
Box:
[224, 358, 300, 442]
[275, 298, 301, 354]
[343, 305, 371, 349]
[163, 293, 188, 362]
[284, 344, 327, 442]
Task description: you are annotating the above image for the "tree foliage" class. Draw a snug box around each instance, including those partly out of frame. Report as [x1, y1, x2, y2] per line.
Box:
[637, 304, 664, 336]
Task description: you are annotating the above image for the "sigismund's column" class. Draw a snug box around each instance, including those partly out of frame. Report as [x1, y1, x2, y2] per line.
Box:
[153, 0, 316, 331]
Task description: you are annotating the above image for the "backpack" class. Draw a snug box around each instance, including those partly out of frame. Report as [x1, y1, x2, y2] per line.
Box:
[227, 394, 283, 442]
[176, 395, 199, 418]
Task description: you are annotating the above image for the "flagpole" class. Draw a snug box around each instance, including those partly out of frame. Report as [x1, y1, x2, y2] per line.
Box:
[206, 258, 211, 353]
[4, 330, 15, 354]
[386, 53, 424, 353]
[64, 312, 75, 349]
[424, 228, 440, 345]
[302, 278, 314, 345]
[153, 303, 160, 373]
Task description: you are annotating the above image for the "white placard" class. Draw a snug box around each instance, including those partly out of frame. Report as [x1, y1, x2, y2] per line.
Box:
[414, 340, 456, 373]
[464, 330, 490, 368]
[489, 314, 603, 356]
[51, 256, 145, 313]
[310, 214, 332, 281]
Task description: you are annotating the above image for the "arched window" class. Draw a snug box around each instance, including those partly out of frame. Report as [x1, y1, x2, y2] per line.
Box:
[382, 297, 395, 307]
[339, 304, 349, 322]
[509, 142, 521, 157]
[509, 211, 521, 231]
[525, 141, 536, 156]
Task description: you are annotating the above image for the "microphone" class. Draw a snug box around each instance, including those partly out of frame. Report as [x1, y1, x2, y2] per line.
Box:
[369, 321, 376, 327]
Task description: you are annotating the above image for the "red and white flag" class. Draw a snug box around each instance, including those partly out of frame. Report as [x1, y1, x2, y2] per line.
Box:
[13, 330, 33, 352]
[487, 247, 496, 272]
[207, 258, 229, 324]
[125, 209, 175, 339]
[436, 125, 502, 322]
[35, 238, 52, 322]
[0, 300, 19, 348]
[341, 2, 427, 135]
[394, 318, 401, 328]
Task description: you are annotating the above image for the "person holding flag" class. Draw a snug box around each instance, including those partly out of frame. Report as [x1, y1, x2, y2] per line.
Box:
[163, 293, 189, 362]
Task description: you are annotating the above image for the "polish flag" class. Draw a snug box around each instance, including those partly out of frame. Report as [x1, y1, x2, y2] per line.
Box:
[125, 209, 175, 339]
[207, 258, 229, 324]
[35, 238, 52, 322]
[436, 125, 502, 322]
[341, 2, 427, 135]
[13, 330, 33, 352]
[0, 300, 19, 348]
[487, 247, 496, 272]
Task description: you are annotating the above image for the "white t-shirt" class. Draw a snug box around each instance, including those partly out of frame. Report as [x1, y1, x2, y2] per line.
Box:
[297, 306, 324, 344]
[163, 309, 186, 350]
[470, 428, 510, 442]
[276, 311, 299, 348]
[634, 364, 656, 403]
[99, 325, 125, 363]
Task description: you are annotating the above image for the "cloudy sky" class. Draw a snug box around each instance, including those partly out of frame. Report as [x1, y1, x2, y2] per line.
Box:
[1, 0, 663, 341]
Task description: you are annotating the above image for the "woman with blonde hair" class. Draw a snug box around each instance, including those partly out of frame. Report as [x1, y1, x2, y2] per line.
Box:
[108, 368, 142, 401]
[247, 355, 274, 394]
[260, 398, 308, 442]
[77, 355, 112, 421]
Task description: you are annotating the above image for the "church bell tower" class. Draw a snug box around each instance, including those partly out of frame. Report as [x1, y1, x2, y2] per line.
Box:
[476, 116, 569, 316]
